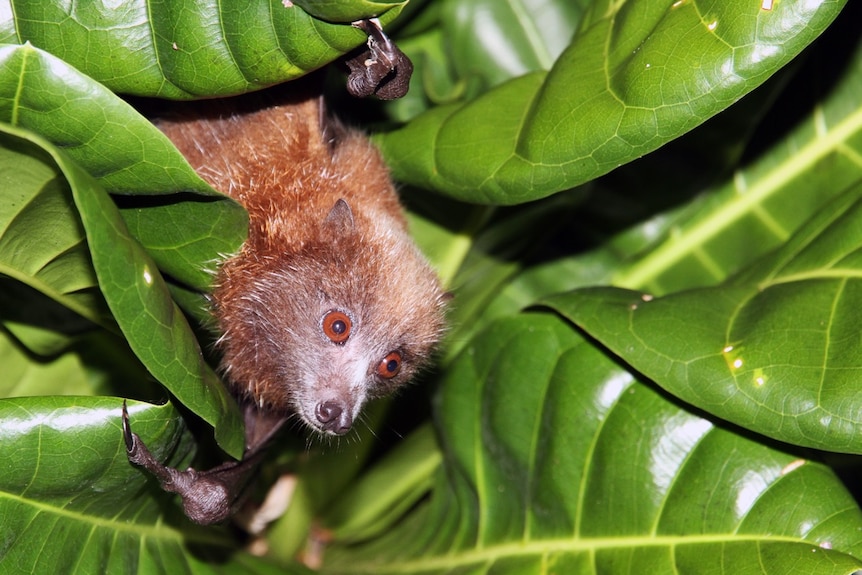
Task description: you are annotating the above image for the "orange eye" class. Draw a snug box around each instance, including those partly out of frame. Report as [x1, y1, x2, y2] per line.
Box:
[322, 310, 351, 344]
[376, 351, 402, 379]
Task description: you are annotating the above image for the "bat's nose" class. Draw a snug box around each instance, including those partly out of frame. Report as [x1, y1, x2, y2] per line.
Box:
[315, 400, 352, 435]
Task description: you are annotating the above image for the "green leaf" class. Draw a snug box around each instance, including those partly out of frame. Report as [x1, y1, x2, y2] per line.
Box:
[611, 29, 862, 294]
[0, 43, 247, 292]
[321, 423, 442, 543]
[0, 2, 403, 98]
[0, 396, 305, 574]
[0, 129, 109, 354]
[437, 188, 586, 360]
[547, 181, 862, 453]
[440, 0, 586, 92]
[0, 44, 214, 196]
[384, 29, 462, 122]
[0, 122, 244, 459]
[0, 328, 92, 396]
[507, 16, 862, 455]
[377, 0, 847, 203]
[321, 313, 862, 574]
[292, 0, 407, 23]
[386, 0, 588, 122]
[118, 196, 247, 293]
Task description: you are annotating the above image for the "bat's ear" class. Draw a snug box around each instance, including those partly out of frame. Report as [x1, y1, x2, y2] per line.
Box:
[323, 199, 356, 235]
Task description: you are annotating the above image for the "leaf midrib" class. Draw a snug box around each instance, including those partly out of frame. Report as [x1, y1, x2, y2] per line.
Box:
[616, 102, 862, 291]
[0, 488, 229, 546]
[340, 533, 822, 573]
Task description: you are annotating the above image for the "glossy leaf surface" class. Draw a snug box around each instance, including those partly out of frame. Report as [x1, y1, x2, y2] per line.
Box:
[0, 396, 303, 574]
[612, 22, 862, 295]
[0, 43, 247, 292]
[0, 123, 243, 458]
[0, 0, 403, 98]
[377, 0, 846, 203]
[547, 182, 862, 453]
[321, 313, 862, 574]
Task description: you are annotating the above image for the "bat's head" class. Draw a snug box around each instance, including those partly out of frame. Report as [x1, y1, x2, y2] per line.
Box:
[214, 199, 448, 436]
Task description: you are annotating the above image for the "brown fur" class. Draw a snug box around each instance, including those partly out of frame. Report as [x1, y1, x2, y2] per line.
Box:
[158, 91, 447, 434]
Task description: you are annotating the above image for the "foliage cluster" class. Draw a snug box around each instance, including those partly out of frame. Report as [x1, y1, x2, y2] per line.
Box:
[1, 1, 861, 573]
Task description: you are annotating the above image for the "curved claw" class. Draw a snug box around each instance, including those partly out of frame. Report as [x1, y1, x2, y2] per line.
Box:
[120, 400, 278, 525]
[121, 400, 134, 452]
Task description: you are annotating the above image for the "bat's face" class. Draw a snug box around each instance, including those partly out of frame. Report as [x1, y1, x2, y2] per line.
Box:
[213, 203, 447, 436]
[289, 295, 442, 435]
[273, 240, 447, 436]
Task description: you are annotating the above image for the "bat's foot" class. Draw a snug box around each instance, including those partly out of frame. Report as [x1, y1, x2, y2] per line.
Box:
[346, 18, 413, 100]
[122, 401, 249, 525]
